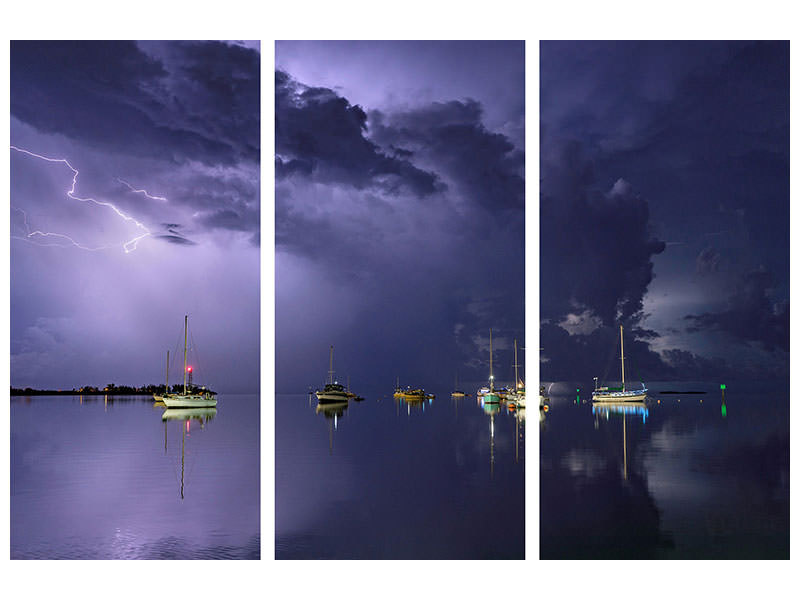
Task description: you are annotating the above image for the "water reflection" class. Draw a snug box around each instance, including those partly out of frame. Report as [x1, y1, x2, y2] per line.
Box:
[277, 386, 524, 558]
[11, 395, 259, 559]
[315, 399, 349, 454]
[480, 398, 500, 478]
[592, 401, 647, 481]
[542, 382, 789, 558]
[160, 407, 217, 500]
[394, 393, 433, 416]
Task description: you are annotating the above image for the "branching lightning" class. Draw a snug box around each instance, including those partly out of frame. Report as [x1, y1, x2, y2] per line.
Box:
[117, 177, 169, 202]
[10, 145, 152, 253]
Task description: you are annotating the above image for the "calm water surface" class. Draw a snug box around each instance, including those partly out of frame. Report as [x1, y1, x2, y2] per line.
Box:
[276, 389, 525, 559]
[11, 394, 260, 559]
[540, 380, 789, 559]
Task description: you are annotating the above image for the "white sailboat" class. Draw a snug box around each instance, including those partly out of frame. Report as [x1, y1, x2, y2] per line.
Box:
[315, 345, 349, 403]
[592, 325, 647, 402]
[162, 315, 217, 408]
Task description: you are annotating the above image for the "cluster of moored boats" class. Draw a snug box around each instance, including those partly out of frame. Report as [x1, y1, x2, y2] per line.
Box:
[475, 329, 526, 409]
[315, 328, 526, 410]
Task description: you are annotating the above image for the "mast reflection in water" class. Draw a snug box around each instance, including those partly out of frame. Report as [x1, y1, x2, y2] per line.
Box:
[161, 407, 217, 499]
[11, 394, 259, 559]
[277, 387, 525, 559]
[541, 381, 788, 559]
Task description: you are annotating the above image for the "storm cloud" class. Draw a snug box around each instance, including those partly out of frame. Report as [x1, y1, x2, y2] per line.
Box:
[541, 140, 665, 328]
[276, 70, 441, 197]
[685, 268, 789, 352]
[11, 41, 259, 166]
[275, 42, 524, 393]
[540, 41, 788, 382]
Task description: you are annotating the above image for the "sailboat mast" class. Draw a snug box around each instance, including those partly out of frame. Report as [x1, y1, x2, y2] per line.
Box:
[183, 315, 188, 394]
[328, 345, 334, 385]
[620, 324, 625, 392]
[166, 350, 169, 393]
[513, 339, 519, 390]
[489, 328, 494, 392]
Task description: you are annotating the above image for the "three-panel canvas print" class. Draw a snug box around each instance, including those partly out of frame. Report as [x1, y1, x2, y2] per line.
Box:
[7, 40, 789, 563]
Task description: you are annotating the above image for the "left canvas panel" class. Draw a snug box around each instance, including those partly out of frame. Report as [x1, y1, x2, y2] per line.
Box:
[9, 40, 260, 559]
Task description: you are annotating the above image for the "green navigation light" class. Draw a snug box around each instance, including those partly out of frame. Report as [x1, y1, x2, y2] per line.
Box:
[720, 384, 726, 390]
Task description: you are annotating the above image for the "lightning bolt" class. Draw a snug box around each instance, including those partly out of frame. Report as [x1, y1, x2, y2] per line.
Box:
[117, 177, 169, 202]
[11, 205, 117, 250]
[10, 145, 151, 253]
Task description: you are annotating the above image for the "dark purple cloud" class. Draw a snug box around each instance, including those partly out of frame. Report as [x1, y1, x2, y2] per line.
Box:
[540, 41, 789, 382]
[276, 70, 442, 197]
[685, 268, 789, 353]
[541, 140, 665, 327]
[369, 99, 524, 212]
[12, 40, 259, 167]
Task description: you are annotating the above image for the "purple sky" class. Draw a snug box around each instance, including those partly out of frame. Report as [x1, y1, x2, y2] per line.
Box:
[10, 41, 260, 393]
[275, 41, 525, 393]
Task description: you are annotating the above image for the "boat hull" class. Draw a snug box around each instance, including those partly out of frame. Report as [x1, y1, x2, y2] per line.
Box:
[162, 394, 217, 408]
[591, 389, 647, 402]
[316, 391, 349, 403]
[482, 392, 501, 403]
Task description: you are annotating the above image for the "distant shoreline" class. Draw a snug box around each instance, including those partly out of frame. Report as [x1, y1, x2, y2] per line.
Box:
[11, 389, 156, 397]
[10, 387, 216, 397]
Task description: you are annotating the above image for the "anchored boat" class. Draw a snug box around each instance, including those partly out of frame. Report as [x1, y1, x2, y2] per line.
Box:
[592, 325, 647, 402]
[316, 345, 349, 403]
[162, 315, 217, 408]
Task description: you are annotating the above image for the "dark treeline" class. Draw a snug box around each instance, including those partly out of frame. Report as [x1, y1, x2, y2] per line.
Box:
[10, 383, 216, 396]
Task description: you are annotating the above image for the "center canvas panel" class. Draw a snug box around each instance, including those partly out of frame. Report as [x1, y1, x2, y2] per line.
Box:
[274, 40, 525, 560]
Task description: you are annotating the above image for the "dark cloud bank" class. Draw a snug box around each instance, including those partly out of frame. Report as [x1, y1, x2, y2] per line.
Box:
[275, 69, 524, 392]
[11, 40, 260, 244]
[540, 41, 789, 383]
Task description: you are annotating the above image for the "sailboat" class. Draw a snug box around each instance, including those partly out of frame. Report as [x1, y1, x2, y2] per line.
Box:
[162, 315, 217, 408]
[480, 328, 501, 403]
[592, 325, 648, 402]
[507, 339, 525, 407]
[315, 345, 349, 403]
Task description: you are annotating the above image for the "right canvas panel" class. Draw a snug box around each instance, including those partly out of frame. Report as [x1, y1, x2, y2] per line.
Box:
[539, 41, 789, 559]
